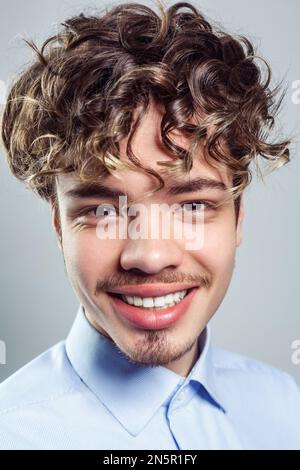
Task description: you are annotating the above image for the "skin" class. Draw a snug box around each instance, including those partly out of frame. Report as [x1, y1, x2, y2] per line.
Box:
[51, 100, 244, 377]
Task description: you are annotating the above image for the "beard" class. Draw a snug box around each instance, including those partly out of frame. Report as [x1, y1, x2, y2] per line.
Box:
[112, 328, 199, 368]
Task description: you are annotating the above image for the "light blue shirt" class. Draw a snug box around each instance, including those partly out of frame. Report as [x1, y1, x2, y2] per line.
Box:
[0, 305, 299, 450]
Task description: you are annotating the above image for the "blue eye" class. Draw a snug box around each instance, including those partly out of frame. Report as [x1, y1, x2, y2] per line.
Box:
[82, 204, 117, 218]
[181, 201, 214, 211]
[95, 205, 117, 217]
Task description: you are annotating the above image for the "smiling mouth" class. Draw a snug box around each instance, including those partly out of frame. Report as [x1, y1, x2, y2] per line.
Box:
[108, 287, 195, 311]
[107, 286, 199, 330]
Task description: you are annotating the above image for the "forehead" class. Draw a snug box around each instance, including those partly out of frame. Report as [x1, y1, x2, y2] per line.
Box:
[57, 100, 232, 197]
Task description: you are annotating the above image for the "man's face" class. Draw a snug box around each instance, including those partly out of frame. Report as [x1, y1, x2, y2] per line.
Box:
[52, 101, 244, 374]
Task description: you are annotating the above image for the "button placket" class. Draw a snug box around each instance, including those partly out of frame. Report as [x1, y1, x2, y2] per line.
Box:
[170, 386, 188, 411]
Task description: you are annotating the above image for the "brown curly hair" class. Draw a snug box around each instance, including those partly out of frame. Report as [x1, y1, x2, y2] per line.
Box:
[0, 0, 291, 220]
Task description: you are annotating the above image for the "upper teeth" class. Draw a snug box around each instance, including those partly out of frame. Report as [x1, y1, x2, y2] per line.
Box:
[121, 289, 188, 309]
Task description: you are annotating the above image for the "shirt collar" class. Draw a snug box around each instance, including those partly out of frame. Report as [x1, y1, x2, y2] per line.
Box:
[65, 305, 225, 436]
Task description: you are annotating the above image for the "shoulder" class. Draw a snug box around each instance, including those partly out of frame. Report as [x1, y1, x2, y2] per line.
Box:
[212, 345, 298, 380]
[0, 341, 81, 415]
[212, 345, 300, 391]
[209, 347, 300, 449]
[0, 341, 86, 449]
[211, 345, 300, 416]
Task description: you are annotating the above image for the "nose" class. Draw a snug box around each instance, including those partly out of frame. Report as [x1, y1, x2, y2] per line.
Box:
[120, 237, 183, 274]
[119, 201, 184, 274]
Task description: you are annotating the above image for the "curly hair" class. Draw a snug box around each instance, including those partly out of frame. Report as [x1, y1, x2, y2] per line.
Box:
[0, 0, 291, 219]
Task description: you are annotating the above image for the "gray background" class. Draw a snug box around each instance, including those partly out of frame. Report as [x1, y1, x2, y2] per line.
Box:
[0, 0, 299, 383]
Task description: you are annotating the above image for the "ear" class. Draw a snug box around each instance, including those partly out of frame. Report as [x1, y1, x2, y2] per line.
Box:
[50, 200, 63, 252]
[236, 194, 244, 248]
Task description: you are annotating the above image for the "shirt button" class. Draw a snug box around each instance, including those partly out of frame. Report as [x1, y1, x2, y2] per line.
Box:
[176, 389, 186, 401]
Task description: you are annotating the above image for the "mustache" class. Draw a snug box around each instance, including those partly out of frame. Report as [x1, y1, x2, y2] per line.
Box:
[94, 271, 212, 295]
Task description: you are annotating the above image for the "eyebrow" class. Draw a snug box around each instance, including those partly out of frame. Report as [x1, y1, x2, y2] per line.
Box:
[65, 184, 127, 200]
[166, 177, 227, 195]
[64, 177, 227, 200]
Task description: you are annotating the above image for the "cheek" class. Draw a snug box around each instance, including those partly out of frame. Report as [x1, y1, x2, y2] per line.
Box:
[63, 231, 119, 287]
[192, 221, 237, 278]
[190, 222, 237, 317]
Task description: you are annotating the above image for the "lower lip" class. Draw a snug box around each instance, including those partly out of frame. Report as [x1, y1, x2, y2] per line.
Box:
[108, 288, 198, 330]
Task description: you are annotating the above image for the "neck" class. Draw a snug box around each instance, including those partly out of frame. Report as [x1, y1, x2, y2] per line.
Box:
[165, 342, 199, 378]
[163, 329, 206, 377]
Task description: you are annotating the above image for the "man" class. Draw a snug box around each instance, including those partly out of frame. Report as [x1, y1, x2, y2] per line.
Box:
[0, 1, 299, 450]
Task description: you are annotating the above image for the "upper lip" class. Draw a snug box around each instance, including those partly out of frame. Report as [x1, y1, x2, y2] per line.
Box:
[107, 284, 199, 297]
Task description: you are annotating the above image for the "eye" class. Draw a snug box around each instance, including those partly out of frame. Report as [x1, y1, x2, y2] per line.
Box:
[96, 204, 117, 217]
[80, 204, 118, 218]
[181, 200, 215, 212]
